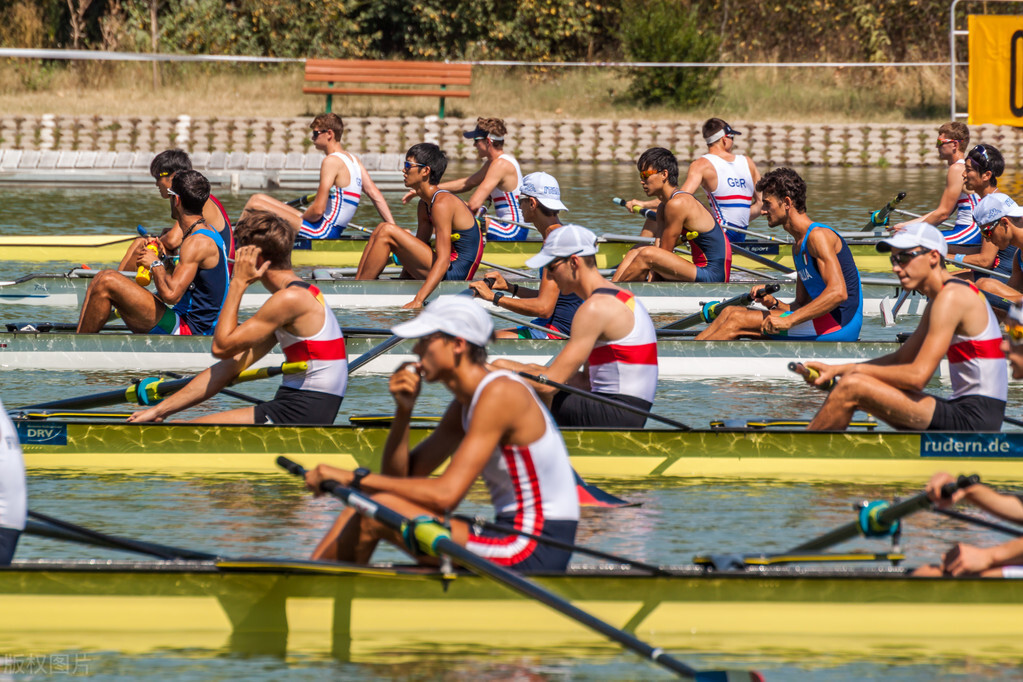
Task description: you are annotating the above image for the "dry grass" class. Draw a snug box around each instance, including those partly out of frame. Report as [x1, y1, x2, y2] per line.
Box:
[0, 60, 956, 123]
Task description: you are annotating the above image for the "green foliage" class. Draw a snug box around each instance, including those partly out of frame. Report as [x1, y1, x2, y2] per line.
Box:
[620, 0, 720, 107]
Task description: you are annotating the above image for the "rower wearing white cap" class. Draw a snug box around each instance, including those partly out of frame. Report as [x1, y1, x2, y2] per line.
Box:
[801, 222, 1007, 432]
[304, 295, 579, 571]
[968, 191, 1023, 307]
[493, 225, 659, 428]
[469, 171, 582, 338]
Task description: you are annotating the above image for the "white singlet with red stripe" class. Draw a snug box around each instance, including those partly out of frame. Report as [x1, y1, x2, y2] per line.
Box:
[275, 285, 348, 398]
[946, 281, 1007, 401]
[486, 153, 525, 239]
[0, 398, 26, 532]
[461, 371, 579, 561]
[701, 153, 755, 231]
[587, 290, 659, 404]
[325, 151, 362, 229]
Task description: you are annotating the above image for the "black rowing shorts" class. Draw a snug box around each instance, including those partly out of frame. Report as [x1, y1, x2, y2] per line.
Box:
[253, 386, 343, 425]
[550, 390, 652, 428]
[928, 394, 1006, 432]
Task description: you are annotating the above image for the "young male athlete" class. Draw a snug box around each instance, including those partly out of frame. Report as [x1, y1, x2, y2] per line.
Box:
[0, 397, 26, 566]
[612, 147, 731, 283]
[356, 143, 485, 309]
[119, 149, 235, 271]
[78, 170, 229, 335]
[404, 117, 525, 240]
[469, 172, 582, 338]
[242, 113, 393, 239]
[893, 122, 980, 248]
[128, 210, 347, 425]
[801, 222, 1007, 432]
[696, 168, 862, 342]
[970, 192, 1023, 305]
[953, 145, 1016, 278]
[493, 225, 659, 428]
[303, 295, 579, 570]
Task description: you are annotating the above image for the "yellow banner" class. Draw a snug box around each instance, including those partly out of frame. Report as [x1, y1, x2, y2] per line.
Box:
[969, 14, 1023, 125]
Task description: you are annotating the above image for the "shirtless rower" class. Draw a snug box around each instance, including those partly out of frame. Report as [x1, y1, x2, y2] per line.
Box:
[78, 170, 229, 335]
[801, 222, 1007, 432]
[0, 397, 26, 566]
[492, 225, 659, 428]
[355, 143, 485, 309]
[241, 113, 393, 239]
[893, 122, 980, 250]
[403, 117, 526, 240]
[612, 147, 731, 283]
[303, 295, 579, 570]
[953, 145, 1017, 279]
[970, 192, 1023, 306]
[696, 167, 863, 342]
[129, 210, 347, 425]
[119, 149, 235, 272]
[468, 172, 582, 339]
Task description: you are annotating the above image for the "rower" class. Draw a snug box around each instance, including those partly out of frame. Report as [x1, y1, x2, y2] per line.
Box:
[469, 172, 582, 338]
[241, 113, 394, 239]
[681, 118, 763, 244]
[128, 210, 347, 425]
[0, 397, 26, 566]
[696, 167, 863, 342]
[78, 170, 229, 336]
[303, 295, 579, 570]
[355, 143, 485, 309]
[968, 192, 1023, 308]
[493, 225, 659, 428]
[892, 122, 981, 250]
[800, 222, 1007, 432]
[402, 117, 526, 240]
[951, 145, 1015, 279]
[119, 148, 235, 272]
[612, 147, 731, 283]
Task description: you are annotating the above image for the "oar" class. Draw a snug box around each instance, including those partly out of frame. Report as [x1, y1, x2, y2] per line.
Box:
[160, 370, 263, 405]
[277, 457, 750, 680]
[16, 361, 307, 412]
[789, 475, 979, 552]
[861, 191, 907, 231]
[788, 361, 836, 391]
[486, 308, 569, 339]
[612, 197, 791, 244]
[931, 507, 1023, 538]
[26, 509, 217, 560]
[518, 372, 691, 431]
[893, 207, 954, 230]
[286, 193, 315, 208]
[661, 283, 781, 331]
[1004, 415, 1023, 429]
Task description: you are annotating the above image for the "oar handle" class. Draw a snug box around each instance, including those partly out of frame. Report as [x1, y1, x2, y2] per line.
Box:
[612, 197, 655, 220]
[788, 361, 836, 391]
[286, 193, 315, 208]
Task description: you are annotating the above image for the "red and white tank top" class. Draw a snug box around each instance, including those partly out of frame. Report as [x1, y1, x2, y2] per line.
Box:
[461, 371, 579, 541]
[945, 280, 1007, 401]
[701, 153, 755, 230]
[586, 289, 659, 403]
[486, 153, 525, 239]
[275, 283, 348, 398]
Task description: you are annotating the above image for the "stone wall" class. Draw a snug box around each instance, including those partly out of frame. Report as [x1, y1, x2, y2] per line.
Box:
[2, 114, 1020, 167]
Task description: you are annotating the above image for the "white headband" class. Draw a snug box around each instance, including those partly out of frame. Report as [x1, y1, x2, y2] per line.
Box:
[704, 130, 726, 145]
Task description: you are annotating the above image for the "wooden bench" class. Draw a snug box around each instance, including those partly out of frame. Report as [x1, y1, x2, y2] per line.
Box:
[303, 60, 472, 119]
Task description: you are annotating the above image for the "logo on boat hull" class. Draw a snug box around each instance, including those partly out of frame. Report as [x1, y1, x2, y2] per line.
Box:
[16, 423, 67, 446]
[921, 433, 1021, 457]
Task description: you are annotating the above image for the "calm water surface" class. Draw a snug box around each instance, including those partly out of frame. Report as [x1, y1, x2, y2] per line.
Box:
[2, 166, 1022, 680]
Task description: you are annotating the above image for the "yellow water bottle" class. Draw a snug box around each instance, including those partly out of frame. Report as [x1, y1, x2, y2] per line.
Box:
[135, 241, 160, 286]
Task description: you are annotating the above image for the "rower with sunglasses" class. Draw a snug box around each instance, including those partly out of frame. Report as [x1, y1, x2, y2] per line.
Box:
[967, 192, 1023, 308]
[801, 222, 1007, 432]
[951, 145, 1018, 282]
[892, 122, 981, 248]
[241, 113, 394, 239]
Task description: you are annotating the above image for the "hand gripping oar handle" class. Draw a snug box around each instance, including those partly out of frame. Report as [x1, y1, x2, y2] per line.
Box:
[788, 361, 836, 391]
[789, 475, 980, 552]
[286, 193, 315, 208]
[661, 282, 781, 331]
[277, 457, 746, 680]
[862, 191, 907, 231]
[612, 197, 656, 220]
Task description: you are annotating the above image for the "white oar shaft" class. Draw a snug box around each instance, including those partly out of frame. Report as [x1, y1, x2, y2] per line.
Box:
[721, 224, 791, 244]
[487, 308, 568, 339]
[893, 208, 955, 230]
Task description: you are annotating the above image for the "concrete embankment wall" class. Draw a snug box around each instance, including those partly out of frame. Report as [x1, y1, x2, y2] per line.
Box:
[2, 114, 1022, 167]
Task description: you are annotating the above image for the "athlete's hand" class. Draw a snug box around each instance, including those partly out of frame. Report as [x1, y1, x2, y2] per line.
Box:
[127, 407, 164, 423]
[942, 542, 996, 576]
[891, 221, 908, 232]
[624, 199, 650, 213]
[802, 361, 841, 387]
[136, 240, 162, 269]
[760, 312, 792, 334]
[482, 271, 508, 291]
[468, 279, 495, 301]
[402, 298, 424, 310]
[751, 286, 778, 310]
[305, 463, 351, 497]
[389, 362, 422, 412]
[925, 471, 968, 506]
[401, 189, 416, 205]
[232, 245, 270, 285]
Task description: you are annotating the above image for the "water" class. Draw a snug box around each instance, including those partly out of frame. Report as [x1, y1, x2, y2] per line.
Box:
[1, 166, 1022, 680]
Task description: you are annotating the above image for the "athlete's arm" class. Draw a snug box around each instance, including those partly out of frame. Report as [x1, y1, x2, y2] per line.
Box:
[679, 158, 710, 195]
[1009, 257, 1023, 292]
[657, 196, 686, 252]
[357, 158, 396, 224]
[471, 267, 559, 317]
[779, 230, 849, 326]
[303, 154, 344, 223]
[962, 238, 999, 268]
[146, 233, 216, 305]
[407, 196, 456, 308]
[900, 164, 962, 227]
[465, 158, 513, 213]
[747, 158, 763, 221]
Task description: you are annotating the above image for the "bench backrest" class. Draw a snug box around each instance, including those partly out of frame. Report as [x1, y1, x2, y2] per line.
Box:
[305, 59, 472, 86]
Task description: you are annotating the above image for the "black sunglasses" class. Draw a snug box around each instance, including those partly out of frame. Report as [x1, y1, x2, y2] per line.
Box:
[311, 129, 330, 140]
[889, 249, 931, 266]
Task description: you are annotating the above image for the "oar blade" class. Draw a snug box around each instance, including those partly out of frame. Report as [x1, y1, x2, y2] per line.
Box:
[573, 470, 638, 508]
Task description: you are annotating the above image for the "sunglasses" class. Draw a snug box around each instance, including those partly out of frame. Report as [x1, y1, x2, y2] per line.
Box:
[980, 220, 1002, 238]
[310, 129, 330, 140]
[166, 188, 179, 197]
[639, 168, 661, 181]
[936, 137, 955, 147]
[969, 145, 991, 170]
[889, 249, 930, 266]
[402, 161, 428, 172]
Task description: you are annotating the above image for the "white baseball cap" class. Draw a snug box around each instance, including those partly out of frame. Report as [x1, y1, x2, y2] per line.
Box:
[525, 224, 599, 269]
[520, 171, 568, 212]
[974, 192, 1023, 228]
[390, 295, 494, 347]
[876, 222, 948, 257]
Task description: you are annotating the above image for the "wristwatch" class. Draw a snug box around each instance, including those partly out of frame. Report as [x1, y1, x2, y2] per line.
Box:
[351, 467, 371, 490]
[492, 292, 505, 307]
[150, 259, 165, 270]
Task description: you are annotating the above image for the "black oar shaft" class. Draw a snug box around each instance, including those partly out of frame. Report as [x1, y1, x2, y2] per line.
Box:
[27, 510, 216, 560]
[862, 191, 907, 231]
[19, 376, 192, 411]
[932, 507, 1023, 538]
[662, 283, 781, 331]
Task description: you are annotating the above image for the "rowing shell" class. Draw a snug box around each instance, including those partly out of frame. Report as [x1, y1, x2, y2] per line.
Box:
[0, 331, 911, 376]
[3, 558, 1023, 660]
[0, 270, 925, 317]
[13, 418, 1023, 483]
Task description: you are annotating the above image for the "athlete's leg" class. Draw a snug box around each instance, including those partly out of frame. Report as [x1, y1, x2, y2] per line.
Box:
[355, 222, 434, 279]
[77, 270, 166, 333]
[190, 407, 257, 424]
[614, 246, 698, 282]
[611, 248, 641, 281]
[240, 194, 305, 232]
[974, 276, 1023, 302]
[118, 237, 147, 271]
[807, 372, 935, 431]
[693, 306, 768, 340]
